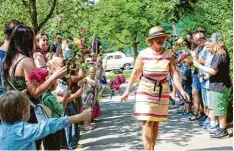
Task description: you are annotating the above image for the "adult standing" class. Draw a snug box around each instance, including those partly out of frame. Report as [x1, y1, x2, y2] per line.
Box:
[2, 24, 67, 149]
[0, 20, 21, 96]
[33, 33, 50, 68]
[193, 34, 232, 139]
[189, 32, 207, 121]
[121, 26, 189, 150]
[51, 33, 63, 56]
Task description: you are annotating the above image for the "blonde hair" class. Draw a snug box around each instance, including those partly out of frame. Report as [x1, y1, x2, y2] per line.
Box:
[47, 57, 64, 72]
[210, 41, 227, 55]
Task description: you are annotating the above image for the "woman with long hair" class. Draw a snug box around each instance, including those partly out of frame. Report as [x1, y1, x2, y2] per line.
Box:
[2, 24, 67, 149]
[33, 32, 50, 67]
[193, 33, 232, 139]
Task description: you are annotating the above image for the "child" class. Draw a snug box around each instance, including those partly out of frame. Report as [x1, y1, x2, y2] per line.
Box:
[95, 58, 107, 84]
[47, 56, 83, 149]
[180, 57, 193, 116]
[79, 66, 102, 130]
[0, 90, 91, 150]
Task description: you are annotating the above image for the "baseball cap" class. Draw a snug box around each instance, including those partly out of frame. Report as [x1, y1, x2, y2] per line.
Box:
[209, 32, 223, 42]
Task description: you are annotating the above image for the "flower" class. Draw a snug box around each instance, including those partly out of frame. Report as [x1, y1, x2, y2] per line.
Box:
[28, 68, 49, 84]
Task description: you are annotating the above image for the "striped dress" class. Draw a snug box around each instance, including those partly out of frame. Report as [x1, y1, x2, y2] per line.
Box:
[134, 47, 173, 122]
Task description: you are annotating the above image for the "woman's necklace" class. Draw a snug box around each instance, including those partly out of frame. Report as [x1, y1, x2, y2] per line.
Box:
[151, 47, 164, 55]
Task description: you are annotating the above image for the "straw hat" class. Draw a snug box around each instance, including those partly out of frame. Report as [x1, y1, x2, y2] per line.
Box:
[146, 26, 171, 45]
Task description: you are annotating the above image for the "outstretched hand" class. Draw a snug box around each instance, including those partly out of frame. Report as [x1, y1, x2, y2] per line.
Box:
[180, 90, 191, 102]
[121, 91, 130, 102]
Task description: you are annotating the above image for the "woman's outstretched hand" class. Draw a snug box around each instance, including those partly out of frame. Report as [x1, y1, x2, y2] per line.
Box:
[180, 90, 191, 102]
[121, 91, 130, 102]
[51, 65, 68, 79]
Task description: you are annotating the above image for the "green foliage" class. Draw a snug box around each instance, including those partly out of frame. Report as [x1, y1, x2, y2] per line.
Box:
[175, 0, 233, 75]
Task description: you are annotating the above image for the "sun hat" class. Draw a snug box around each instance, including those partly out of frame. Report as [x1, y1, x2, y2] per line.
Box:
[208, 32, 223, 42]
[146, 26, 171, 44]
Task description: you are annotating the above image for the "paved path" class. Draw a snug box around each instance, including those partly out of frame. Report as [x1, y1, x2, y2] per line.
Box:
[79, 83, 233, 150]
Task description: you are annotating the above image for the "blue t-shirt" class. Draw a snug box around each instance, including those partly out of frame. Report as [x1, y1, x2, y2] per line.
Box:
[201, 52, 213, 89]
[0, 50, 6, 96]
[0, 116, 70, 150]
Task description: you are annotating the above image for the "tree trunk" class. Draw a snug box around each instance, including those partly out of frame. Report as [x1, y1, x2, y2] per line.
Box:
[133, 42, 138, 60]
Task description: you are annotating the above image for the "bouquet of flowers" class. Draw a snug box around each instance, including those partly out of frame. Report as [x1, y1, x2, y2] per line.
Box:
[28, 68, 49, 84]
[109, 75, 126, 94]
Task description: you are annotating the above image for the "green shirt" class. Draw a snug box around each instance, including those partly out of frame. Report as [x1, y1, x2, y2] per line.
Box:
[42, 91, 64, 118]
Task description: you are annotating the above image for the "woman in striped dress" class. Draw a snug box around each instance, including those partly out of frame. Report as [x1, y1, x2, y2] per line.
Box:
[121, 26, 190, 150]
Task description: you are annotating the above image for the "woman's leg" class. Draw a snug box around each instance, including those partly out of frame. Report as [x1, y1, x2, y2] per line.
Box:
[142, 121, 154, 150]
[152, 122, 160, 150]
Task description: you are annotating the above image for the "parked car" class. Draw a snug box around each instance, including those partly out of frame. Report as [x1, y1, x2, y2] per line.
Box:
[102, 51, 134, 71]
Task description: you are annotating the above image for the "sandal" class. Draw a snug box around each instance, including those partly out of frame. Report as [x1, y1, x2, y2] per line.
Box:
[188, 112, 198, 121]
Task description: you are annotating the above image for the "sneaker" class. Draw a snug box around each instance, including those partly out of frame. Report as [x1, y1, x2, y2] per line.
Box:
[199, 117, 210, 126]
[211, 128, 229, 139]
[197, 115, 207, 123]
[207, 123, 219, 132]
[209, 128, 220, 135]
[182, 112, 192, 117]
[201, 123, 210, 130]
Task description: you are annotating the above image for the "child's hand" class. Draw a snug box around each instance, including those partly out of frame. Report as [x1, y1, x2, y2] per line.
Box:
[199, 77, 204, 83]
[62, 90, 71, 108]
[79, 108, 92, 121]
[77, 88, 83, 96]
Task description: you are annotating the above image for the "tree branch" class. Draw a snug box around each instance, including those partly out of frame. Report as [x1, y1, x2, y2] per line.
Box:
[61, 25, 74, 34]
[38, 0, 57, 30]
[110, 32, 130, 45]
[29, 0, 38, 31]
[21, 0, 32, 20]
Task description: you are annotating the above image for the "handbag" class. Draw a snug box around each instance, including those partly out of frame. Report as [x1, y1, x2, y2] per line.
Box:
[6, 78, 51, 122]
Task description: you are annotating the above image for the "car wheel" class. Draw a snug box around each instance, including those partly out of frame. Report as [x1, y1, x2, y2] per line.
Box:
[123, 63, 131, 70]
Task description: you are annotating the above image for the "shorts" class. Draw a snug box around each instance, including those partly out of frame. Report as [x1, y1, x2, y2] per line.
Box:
[211, 88, 231, 116]
[206, 89, 212, 109]
[192, 74, 201, 90]
[201, 88, 208, 107]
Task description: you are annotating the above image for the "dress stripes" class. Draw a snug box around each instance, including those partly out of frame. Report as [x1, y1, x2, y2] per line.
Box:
[134, 47, 173, 122]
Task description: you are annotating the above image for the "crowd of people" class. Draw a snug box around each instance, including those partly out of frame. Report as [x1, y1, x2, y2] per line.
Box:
[121, 26, 232, 150]
[0, 20, 106, 150]
[169, 28, 231, 140]
[0, 20, 232, 151]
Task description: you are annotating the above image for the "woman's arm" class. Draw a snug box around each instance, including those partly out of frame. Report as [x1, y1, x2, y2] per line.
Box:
[33, 52, 46, 68]
[121, 55, 143, 101]
[23, 58, 67, 98]
[125, 55, 143, 92]
[193, 60, 218, 76]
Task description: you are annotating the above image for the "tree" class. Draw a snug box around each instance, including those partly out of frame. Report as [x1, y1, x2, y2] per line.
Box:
[86, 0, 179, 59]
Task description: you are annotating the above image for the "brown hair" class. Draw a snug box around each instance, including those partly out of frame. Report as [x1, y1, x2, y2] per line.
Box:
[4, 20, 21, 40]
[0, 91, 30, 123]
